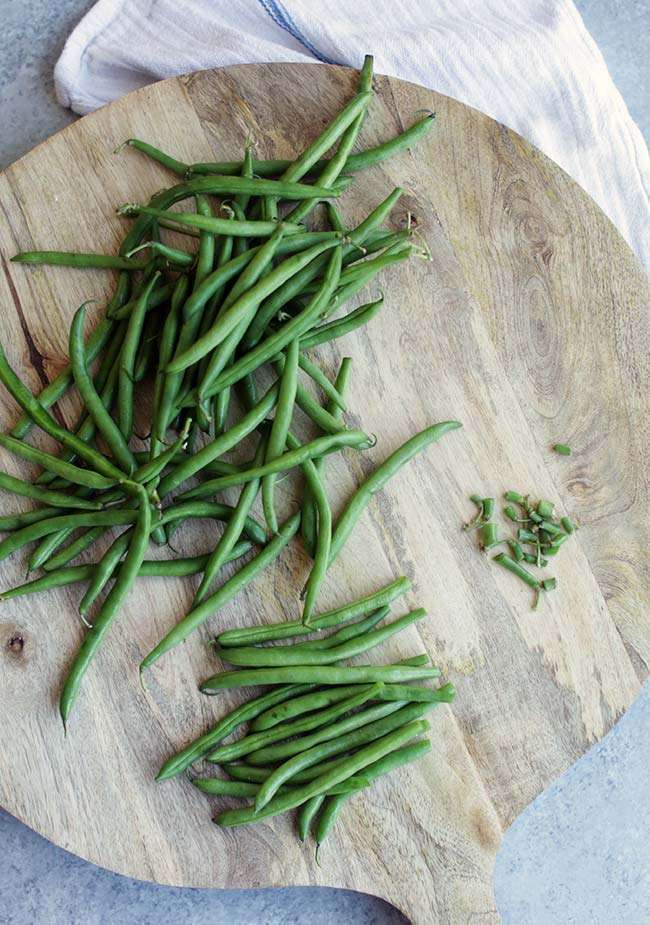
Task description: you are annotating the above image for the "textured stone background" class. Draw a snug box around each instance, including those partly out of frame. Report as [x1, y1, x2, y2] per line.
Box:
[1, 2, 648, 922]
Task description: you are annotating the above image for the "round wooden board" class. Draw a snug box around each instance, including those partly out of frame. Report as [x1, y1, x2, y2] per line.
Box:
[0, 64, 647, 924]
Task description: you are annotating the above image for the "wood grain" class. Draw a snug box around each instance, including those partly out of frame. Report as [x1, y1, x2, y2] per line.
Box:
[0, 64, 648, 925]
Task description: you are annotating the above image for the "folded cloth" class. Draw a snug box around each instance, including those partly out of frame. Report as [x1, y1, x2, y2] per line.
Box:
[54, 0, 649, 267]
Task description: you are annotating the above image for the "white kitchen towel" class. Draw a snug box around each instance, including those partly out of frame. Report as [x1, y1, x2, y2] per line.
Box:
[54, 0, 650, 267]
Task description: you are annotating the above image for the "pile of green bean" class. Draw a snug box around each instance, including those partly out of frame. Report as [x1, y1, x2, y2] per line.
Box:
[157, 575, 455, 846]
[0, 53, 462, 837]
[464, 491, 576, 608]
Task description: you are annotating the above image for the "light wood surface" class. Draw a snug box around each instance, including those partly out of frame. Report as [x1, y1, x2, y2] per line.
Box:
[0, 64, 648, 925]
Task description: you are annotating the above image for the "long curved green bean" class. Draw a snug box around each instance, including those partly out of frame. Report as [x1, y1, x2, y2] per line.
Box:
[11, 251, 148, 270]
[79, 527, 132, 616]
[0, 545, 252, 601]
[60, 485, 152, 725]
[191, 226, 290, 402]
[110, 280, 176, 321]
[125, 240, 194, 267]
[0, 434, 117, 491]
[0, 343, 127, 482]
[9, 313, 117, 440]
[301, 358, 352, 557]
[314, 739, 431, 846]
[42, 525, 106, 572]
[0, 509, 137, 563]
[141, 512, 300, 670]
[168, 240, 340, 373]
[157, 381, 279, 497]
[204, 249, 345, 396]
[0, 506, 69, 532]
[201, 662, 439, 694]
[288, 56, 373, 228]
[70, 304, 137, 474]
[150, 276, 189, 457]
[118, 272, 161, 441]
[206, 685, 378, 765]
[298, 794, 325, 840]
[27, 527, 75, 572]
[217, 576, 410, 647]
[218, 719, 429, 825]
[192, 430, 268, 606]
[240, 188, 403, 352]
[178, 430, 370, 500]
[0, 471, 102, 511]
[188, 113, 435, 178]
[250, 678, 454, 733]
[299, 297, 384, 350]
[156, 681, 316, 781]
[329, 421, 462, 564]
[220, 608, 426, 668]
[262, 338, 299, 534]
[250, 704, 432, 806]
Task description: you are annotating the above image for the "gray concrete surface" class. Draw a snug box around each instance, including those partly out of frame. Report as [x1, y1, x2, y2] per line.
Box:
[1, 2, 648, 923]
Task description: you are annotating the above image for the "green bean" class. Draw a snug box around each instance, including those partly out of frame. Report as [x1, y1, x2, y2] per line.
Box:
[542, 577, 557, 592]
[503, 505, 527, 523]
[299, 297, 384, 351]
[11, 251, 148, 270]
[169, 240, 341, 373]
[157, 381, 279, 497]
[538, 520, 563, 537]
[297, 453, 332, 624]
[0, 435, 116, 492]
[192, 775, 366, 800]
[69, 304, 137, 474]
[0, 547, 252, 601]
[517, 528, 538, 544]
[548, 533, 570, 551]
[60, 486, 151, 725]
[27, 528, 74, 571]
[110, 280, 176, 321]
[207, 686, 379, 764]
[298, 794, 325, 840]
[201, 662, 439, 694]
[240, 189, 403, 352]
[0, 470, 102, 511]
[125, 240, 194, 266]
[118, 272, 161, 441]
[141, 512, 300, 670]
[43, 525, 106, 572]
[262, 338, 299, 534]
[194, 226, 292, 396]
[329, 421, 462, 564]
[0, 509, 138, 563]
[157, 500, 267, 545]
[221, 608, 427, 669]
[118, 138, 189, 175]
[189, 113, 435, 179]
[523, 552, 549, 567]
[284, 58, 373, 226]
[553, 443, 572, 456]
[0, 343, 126, 482]
[79, 528, 132, 616]
[301, 358, 351, 558]
[0, 507, 82, 532]
[314, 739, 431, 846]
[203, 260, 350, 397]
[193, 431, 268, 606]
[492, 553, 541, 589]
[9, 314, 117, 440]
[150, 276, 188, 455]
[296, 352, 346, 409]
[561, 516, 575, 534]
[156, 682, 316, 781]
[132, 420, 191, 485]
[218, 718, 429, 825]
[217, 576, 410, 647]
[179, 430, 370, 500]
[275, 604, 390, 656]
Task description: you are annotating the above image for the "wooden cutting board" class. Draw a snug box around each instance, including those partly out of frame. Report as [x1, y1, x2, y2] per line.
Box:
[0, 64, 647, 925]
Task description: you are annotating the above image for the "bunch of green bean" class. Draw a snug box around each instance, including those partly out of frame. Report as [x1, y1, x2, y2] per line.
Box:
[0, 54, 462, 750]
[158, 576, 454, 848]
[464, 491, 576, 608]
